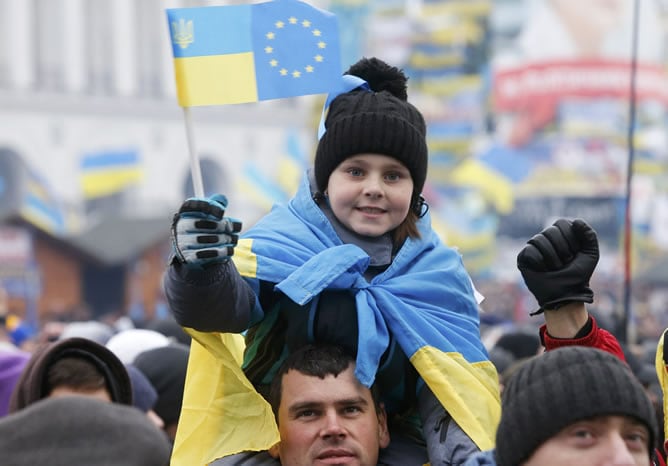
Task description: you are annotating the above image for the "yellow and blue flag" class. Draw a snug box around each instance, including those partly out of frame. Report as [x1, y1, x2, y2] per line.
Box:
[166, 0, 342, 106]
[79, 150, 142, 199]
[20, 170, 69, 235]
[236, 130, 308, 211]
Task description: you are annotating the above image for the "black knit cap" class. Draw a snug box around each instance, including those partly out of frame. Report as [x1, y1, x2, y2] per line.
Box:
[496, 346, 657, 466]
[133, 343, 190, 426]
[314, 57, 428, 200]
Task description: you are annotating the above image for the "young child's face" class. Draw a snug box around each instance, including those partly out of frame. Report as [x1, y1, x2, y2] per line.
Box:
[326, 153, 413, 237]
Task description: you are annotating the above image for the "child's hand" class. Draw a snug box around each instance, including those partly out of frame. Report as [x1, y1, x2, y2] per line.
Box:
[170, 194, 242, 268]
[517, 218, 599, 313]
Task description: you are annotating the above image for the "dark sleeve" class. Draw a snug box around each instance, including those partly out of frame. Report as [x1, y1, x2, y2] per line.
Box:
[163, 260, 260, 333]
[540, 315, 626, 361]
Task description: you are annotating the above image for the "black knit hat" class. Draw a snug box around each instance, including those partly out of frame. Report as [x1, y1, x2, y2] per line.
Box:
[496, 346, 657, 466]
[133, 343, 190, 426]
[314, 57, 428, 200]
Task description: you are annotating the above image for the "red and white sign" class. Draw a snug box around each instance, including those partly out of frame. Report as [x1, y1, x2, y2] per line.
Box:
[494, 59, 668, 111]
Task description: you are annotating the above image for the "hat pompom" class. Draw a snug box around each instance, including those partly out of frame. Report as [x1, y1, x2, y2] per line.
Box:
[346, 57, 408, 101]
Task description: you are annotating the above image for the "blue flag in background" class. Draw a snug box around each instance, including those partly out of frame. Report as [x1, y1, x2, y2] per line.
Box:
[167, 0, 342, 106]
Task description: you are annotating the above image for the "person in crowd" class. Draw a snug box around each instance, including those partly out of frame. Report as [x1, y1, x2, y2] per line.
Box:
[0, 288, 35, 352]
[463, 346, 659, 466]
[516, 218, 624, 358]
[482, 217, 667, 465]
[105, 328, 170, 365]
[59, 320, 116, 346]
[0, 395, 171, 465]
[492, 331, 541, 361]
[212, 344, 390, 466]
[8, 336, 133, 411]
[133, 342, 190, 443]
[653, 329, 668, 458]
[482, 216, 631, 398]
[486, 345, 515, 394]
[166, 56, 499, 465]
[0, 350, 29, 417]
[126, 363, 165, 430]
[0, 287, 17, 353]
[622, 342, 663, 448]
[144, 316, 192, 346]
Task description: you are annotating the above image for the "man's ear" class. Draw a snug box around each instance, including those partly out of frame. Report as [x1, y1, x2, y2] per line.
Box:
[377, 403, 390, 449]
[268, 442, 280, 459]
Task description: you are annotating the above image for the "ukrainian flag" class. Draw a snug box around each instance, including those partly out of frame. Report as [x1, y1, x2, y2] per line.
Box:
[237, 162, 290, 212]
[166, 0, 342, 106]
[276, 131, 308, 193]
[80, 150, 142, 199]
[20, 172, 68, 235]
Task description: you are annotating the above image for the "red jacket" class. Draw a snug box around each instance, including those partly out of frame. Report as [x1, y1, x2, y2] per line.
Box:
[540, 315, 625, 361]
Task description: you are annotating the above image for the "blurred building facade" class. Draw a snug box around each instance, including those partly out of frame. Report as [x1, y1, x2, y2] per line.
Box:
[0, 0, 317, 323]
[1, 0, 668, 343]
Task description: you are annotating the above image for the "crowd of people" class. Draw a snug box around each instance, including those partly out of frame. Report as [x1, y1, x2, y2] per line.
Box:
[0, 56, 666, 466]
[0, 309, 190, 465]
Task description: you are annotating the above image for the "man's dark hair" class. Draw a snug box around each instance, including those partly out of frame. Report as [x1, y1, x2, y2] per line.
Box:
[46, 356, 108, 395]
[9, 337, 133, 413]
[268, 344, 381, 419]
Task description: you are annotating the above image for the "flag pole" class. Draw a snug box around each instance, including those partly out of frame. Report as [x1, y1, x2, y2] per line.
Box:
[620, 0, 640, 344]
[182, 107, 205, 198]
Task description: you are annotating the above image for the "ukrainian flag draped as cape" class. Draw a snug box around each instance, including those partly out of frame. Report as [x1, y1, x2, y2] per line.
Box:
[172, 174, 500, 465]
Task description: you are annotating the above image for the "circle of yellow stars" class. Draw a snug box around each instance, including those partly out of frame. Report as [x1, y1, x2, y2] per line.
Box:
[264, 16, 328, 78]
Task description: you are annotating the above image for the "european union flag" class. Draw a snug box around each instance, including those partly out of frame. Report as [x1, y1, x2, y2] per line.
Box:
[166, 0, 342, 106]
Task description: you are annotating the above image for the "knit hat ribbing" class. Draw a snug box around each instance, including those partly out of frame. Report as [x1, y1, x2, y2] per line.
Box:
[496, 346, 657, 466]
[314, 57, 428, 198]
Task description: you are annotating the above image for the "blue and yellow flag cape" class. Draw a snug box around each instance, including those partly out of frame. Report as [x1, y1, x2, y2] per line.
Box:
[173, 174, 500, 465]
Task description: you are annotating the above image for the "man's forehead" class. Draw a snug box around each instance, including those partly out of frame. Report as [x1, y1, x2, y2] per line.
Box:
[567, 415, 649, 430]
[281, 367, 369, 403]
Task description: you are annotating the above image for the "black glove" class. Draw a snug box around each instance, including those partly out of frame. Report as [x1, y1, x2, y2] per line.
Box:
[517, 218, 598, 314]
[170, 194, 242, 269]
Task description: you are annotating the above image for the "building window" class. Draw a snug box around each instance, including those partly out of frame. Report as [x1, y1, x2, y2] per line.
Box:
[84, 0, 113, 95]
[136, 0, 166, 98]
[35, 0, 64, 91]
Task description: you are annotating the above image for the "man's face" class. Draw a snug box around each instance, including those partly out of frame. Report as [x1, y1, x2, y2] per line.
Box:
[272, 365, 390, 466]
[523, 415, 651, 466]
